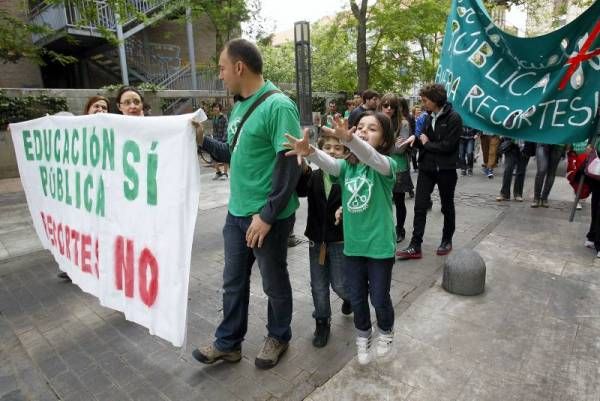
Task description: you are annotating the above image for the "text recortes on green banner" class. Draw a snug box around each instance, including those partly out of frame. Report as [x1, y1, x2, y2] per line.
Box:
[21, 127, 159, 216]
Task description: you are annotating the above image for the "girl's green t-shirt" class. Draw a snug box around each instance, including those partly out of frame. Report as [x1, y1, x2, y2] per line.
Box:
[337, 157, 398, 259]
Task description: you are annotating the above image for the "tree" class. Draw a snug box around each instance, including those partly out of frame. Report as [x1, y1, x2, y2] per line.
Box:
[258, 37, 295, 85]
[0, 8, 76, 65]
[350, 0, 370, 91]
[311, 16, 359, 92]
[257, 19, 357, 93]
[366, 0, 449, 92]
[258, 0, 594, 96]
[190, 0, 263, 62]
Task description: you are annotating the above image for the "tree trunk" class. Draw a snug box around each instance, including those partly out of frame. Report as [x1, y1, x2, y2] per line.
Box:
[351, 0, 369, 92]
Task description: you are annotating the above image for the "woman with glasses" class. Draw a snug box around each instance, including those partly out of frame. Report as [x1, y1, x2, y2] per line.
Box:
[379, 94, 414, 243]
[84, 95, 110, 115]
[115, 86, 145, 116]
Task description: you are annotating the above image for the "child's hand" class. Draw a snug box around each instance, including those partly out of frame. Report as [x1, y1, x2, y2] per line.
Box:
[334, 207, 343, 226]
[321, 115, 355, 142]
[284, 128, 313, 165]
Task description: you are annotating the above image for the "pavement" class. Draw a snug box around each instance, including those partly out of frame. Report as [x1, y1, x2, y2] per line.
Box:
[1, 158, 599, 401]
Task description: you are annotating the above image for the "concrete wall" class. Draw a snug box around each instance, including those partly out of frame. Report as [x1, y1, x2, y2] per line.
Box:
[0, 130, 18, 179]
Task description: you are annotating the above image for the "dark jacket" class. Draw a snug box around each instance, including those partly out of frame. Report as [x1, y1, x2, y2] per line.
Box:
[296, 166, 343, 243]
[416, 103, 462, 171]
[348, 105, 367, 128]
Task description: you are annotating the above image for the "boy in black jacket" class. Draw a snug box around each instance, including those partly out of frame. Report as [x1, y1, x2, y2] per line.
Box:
[297, 135, 352, 348]
[397, 83, 463, 260]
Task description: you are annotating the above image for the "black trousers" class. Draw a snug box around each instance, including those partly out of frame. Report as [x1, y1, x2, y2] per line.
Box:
[410, 169, 458, 249]
[393, 192, 407, 234]
[587, 180, 600, 251]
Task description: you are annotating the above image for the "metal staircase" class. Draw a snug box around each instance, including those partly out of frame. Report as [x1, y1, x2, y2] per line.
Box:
[88, 38, 223, 90]
[30, 0, 182, 44]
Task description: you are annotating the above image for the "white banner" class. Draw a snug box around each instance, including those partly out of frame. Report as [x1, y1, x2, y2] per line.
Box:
[9, 113, 202, 346]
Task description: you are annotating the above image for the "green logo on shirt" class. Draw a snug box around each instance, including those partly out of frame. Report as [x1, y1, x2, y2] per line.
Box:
[345, 176, 372, 213]
[227, 118, 241, 152]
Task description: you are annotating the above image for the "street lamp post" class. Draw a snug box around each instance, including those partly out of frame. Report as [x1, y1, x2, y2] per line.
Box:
[294, 21, 313, 127]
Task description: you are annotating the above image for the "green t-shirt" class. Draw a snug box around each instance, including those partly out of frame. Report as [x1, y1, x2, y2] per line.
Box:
[227, 81, 302, 218]
[338, 158, 398, 259]
[390, 153, 409, 173]
[323, 112, 336, 128]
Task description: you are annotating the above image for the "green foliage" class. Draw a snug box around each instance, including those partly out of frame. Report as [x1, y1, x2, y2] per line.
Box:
[100, 82, 165, 94]
[259, 41, 296, 84]
[0, 90, 68, 129]
[258, 16, 358, 94]
[263, 0, 592, 98]
[311, 16, 358, 93]
[0, 9, 77, 65]
[369, 0, 450, 92]
[183, 0, 262, 62]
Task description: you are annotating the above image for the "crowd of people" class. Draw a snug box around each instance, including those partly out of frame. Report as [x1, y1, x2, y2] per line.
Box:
[57, 38, 597, 369]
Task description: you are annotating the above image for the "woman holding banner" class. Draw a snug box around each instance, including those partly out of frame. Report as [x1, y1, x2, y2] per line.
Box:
[83, 96, 110, 115]
[115, 86, 145, 117]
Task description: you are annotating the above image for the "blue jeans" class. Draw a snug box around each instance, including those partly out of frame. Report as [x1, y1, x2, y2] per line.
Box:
[308, 242, 349, 320]
[458, 138, 475, 170]
[345, 256, 395, 337]
[534, 144, 563, 201]
[500, 147, 530, 199]
[214, 213, 295, 351]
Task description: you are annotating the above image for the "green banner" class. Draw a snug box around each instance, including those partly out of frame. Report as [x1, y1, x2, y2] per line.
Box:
[437, 0, 600, 144]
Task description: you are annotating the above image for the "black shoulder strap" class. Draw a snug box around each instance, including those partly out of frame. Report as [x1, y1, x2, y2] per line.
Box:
[229, 89, 280, 151]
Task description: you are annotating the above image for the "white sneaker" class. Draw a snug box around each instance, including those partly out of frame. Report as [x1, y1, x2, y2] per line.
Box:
[585, 240, 595, 249]
[596, 251, 600, 258]
[577, 202, 583, 210]
[356, 335, 372, 365]
[376, 331, 394, 357]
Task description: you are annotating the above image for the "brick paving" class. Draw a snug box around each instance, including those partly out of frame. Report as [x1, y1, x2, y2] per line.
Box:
[2, 163, 593, 401]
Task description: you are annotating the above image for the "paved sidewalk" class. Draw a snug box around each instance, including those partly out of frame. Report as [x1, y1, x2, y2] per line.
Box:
[1, 162, 598, 401]
[307, 171, 600, 401]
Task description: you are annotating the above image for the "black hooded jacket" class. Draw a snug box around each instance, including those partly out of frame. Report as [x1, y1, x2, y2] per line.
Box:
[415, 103, 463, 171]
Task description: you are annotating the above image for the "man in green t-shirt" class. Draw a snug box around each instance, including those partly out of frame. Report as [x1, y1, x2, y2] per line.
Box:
[321, 99, 337, 128]
[191, 39, 302, 370]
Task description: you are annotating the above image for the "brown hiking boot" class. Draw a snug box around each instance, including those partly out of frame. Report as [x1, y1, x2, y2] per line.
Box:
[191, 344, 241, 364]
[255, 337, 288, 369]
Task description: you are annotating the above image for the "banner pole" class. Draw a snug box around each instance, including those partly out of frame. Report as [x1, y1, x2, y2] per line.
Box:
[569, 174, 585, 222]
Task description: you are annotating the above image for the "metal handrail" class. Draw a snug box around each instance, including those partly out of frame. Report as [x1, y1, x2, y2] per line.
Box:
[29, 0, 177, 39]
[159, 64, 191, 89]
[106, 38, 183, 84]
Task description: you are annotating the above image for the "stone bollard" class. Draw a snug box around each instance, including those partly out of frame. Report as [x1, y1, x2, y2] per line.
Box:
[442, 248, 486, 296]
